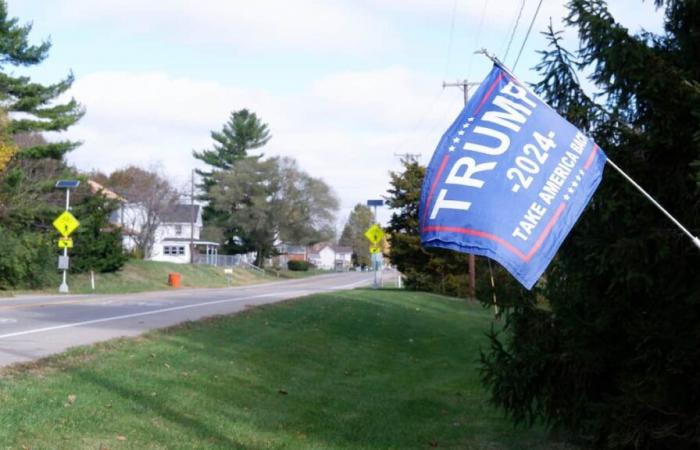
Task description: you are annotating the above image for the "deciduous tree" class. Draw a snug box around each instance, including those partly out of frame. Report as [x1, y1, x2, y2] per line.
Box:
[339, 204, 374, 268]
[99, 166, 177, 258]
[210, 156, 338, 266]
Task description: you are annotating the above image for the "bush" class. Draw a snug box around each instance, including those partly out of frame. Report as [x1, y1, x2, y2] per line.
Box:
[0, 227, 57, 289]
[287, 260, 312, 271]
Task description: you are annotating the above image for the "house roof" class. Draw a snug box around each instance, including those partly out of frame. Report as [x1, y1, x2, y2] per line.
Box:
[88, 180, 125, 202]
[160, 204, 200, 223]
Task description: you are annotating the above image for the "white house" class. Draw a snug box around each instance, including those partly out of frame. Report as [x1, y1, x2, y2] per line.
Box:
[148, 204, 220, 264]
[110, 200, 219, 264]
[307, 244, 352, 271]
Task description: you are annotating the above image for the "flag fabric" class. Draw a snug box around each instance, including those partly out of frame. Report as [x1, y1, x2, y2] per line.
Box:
[419, 63, 607, 289]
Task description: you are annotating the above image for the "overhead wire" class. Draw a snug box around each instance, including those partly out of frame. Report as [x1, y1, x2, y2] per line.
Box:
[512, 0, 544, 72]
[466, 0, 489, 78]
[503, 0, 528, 63]
[442, 0, 459, 79]
[393, 0, 460, 162]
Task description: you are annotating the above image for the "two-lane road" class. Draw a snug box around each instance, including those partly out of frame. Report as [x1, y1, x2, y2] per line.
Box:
[0, 271, 376, 367]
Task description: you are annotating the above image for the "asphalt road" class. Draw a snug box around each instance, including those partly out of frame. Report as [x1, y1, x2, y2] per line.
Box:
[0, 271, 379, 367]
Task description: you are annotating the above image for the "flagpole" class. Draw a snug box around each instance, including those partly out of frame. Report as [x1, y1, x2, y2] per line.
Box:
[475, 49, 700, 251]
[605, 159, 700, 249]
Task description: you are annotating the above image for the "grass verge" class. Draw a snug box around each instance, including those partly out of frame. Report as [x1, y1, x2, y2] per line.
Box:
[0, 288, 571, 449]
[14, 260, 274, 295]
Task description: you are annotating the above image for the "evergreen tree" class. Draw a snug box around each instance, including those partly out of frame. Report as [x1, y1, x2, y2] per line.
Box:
[71, 192, 127, 273]
[193, 109, 270, 199]
[0, 1, 83, 160]
[386, 159, 489, 298]
[193, 109, 271, 251]
[480, 1, 700, 448]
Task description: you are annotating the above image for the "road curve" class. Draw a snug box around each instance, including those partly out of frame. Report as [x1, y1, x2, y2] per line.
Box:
[0, 271, 375, 367]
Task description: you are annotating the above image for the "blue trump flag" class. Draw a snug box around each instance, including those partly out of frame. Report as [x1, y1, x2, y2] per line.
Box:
[419, 63, 607, 289]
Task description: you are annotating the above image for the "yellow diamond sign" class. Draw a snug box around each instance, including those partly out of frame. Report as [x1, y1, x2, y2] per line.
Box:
[53, 211, 80, 237]
[364, 224, 384, 245]
[57, 237, 74, 249]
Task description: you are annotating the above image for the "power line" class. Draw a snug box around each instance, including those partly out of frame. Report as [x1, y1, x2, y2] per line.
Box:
[466, 0, 489, 78]
[513, 0, 544, 72]
[442, 0, 459, 79]
[503, 0, 528, 63]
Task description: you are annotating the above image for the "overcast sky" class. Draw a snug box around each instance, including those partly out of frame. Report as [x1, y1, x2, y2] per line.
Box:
[14, 0, 663, 229]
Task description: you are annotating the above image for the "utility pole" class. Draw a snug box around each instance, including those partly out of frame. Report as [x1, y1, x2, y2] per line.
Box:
[190, 169, 195, 264]
[443, 79, 480, 299]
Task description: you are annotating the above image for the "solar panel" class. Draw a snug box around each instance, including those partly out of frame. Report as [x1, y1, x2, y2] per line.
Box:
[55, 180, 81, 189]
[366, 199, 384, 207]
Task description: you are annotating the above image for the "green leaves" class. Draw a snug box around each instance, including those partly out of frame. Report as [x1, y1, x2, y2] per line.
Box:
[210, 156, 338, 266]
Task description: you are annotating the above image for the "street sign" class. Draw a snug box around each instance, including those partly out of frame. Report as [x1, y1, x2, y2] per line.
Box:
[52, 211, 80, 237]
[364, 224, 385, 244]
[55, 180, 81, 189]
[369, 244, 382, 254]
[57, 237, 73, 249]
[58, 255, 70, 270]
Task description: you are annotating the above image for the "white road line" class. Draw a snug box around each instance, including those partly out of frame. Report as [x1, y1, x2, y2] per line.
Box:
[0, 276, 372, 340]
[0, 292, 278, 340]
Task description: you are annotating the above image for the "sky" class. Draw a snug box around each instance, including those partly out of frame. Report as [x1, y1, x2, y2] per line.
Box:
[13, 0, 664, 231]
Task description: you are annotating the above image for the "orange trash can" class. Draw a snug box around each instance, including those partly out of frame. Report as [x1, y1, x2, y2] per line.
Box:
[168, 272, 181, 288]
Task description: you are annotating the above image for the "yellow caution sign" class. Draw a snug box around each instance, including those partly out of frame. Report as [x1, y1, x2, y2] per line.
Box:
[369, 244, 382, 254]
[364, 224, 385, 245]
[57, 237, 74, 249]
[52, 211, 80, 237]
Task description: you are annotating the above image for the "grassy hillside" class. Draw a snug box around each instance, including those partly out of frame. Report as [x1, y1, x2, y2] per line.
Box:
[25, 260, 273, 295]
[0, 288, 573, 449]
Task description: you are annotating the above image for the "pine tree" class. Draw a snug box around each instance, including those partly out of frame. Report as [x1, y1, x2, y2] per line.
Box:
[480, 1, 700, 448]
[386, 159, 479, 297]
[0, 1, 83, 160]
[71, 192, 127, 273]
[193, 109, 271, 252]
[193, 109, 270, 192]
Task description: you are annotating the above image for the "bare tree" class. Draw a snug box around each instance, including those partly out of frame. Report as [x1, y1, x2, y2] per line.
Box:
[101, 165, 177, 258]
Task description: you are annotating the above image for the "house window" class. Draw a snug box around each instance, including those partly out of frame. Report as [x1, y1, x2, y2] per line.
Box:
[163, 246, 185, 256]
[175, 225, 182, 235]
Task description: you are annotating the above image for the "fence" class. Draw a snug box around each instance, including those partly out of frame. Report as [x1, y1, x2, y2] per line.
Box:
[193, 253, 256, 267]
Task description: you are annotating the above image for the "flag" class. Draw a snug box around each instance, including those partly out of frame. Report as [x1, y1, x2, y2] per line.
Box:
[419, 63, 607, 289]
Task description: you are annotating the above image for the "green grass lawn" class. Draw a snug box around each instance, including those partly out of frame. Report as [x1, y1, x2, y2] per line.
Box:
[265, 268, 334, 279]
[13, 260, 275, 295]
[0, 289, 571, 449]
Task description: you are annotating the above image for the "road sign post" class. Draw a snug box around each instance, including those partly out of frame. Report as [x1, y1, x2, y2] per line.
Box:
[54, 180, 80, 294]
[364, 224, 385, 289]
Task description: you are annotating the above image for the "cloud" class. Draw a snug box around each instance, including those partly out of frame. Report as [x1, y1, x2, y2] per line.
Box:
[46, 0, 397, 54]
[62, 67, 462, 227]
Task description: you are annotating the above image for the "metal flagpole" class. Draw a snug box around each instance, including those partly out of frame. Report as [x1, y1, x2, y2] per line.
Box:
[605, 159, 700, 249]
[475, 49, 700, 251]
